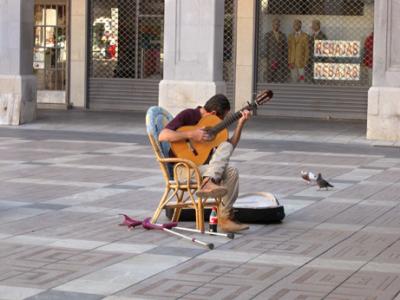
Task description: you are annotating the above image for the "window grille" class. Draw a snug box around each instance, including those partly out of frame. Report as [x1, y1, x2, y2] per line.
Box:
[89, 0, 164, 79]
[256, 0, 374, 86]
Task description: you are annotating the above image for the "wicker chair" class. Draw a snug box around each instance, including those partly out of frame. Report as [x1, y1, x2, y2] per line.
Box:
[146, 106, 220, 231]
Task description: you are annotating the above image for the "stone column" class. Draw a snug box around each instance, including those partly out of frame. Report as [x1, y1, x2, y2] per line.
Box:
[367, 0, 400, 141]
[159, 0, 226, 115]
[0, 0, 36, 125]
[69, 0, 87, 108]
[234, 0, 256, 111]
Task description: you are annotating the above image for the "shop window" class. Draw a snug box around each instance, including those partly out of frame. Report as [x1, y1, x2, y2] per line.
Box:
[89, 0, 164, 79]
[33, 4, 67, 91]
[256, 0, 374, 86]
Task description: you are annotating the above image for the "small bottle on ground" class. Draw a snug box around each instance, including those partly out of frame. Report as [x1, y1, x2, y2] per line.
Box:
[209, 207, 218, 232]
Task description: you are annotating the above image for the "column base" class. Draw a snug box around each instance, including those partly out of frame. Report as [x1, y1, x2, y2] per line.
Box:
[0, 75, 37, 125]
[159, 80, 226, 116]
[367, 86, 400, 141]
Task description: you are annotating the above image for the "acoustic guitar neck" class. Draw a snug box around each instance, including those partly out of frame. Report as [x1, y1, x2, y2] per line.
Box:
[208, 110, 244, 135]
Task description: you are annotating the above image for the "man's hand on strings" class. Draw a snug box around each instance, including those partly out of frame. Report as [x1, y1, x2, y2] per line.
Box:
[238, 109, 251, 126]
[190, 128, 211, 142]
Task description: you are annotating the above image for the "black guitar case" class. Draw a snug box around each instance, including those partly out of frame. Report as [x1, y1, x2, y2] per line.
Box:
[165, 192, 285, 224]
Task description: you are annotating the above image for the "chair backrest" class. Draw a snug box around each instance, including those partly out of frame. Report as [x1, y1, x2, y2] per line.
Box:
[146, 106, 173, 158]
[146, 106, 174, 178]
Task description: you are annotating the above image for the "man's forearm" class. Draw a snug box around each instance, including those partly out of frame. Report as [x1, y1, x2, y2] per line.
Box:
[159, 128, 191, 142]
[229, 123, 245, 148]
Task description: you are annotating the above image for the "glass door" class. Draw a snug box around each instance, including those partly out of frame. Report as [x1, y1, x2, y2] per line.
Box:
[33, 1, 68, 105]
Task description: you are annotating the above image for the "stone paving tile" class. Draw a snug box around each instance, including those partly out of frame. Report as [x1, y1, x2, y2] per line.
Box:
[327, 203, 392, 226]
[370, 240, 400, 265]
[29, 215, 133, 242]
[325, 270, 400, 300]
[1, 250, 133, 290]
[240, 177, 307, 197]
[0, 207, 50, 225]
[25, 290, 103, 300]
[366, 183, 400, 202]
[293, 182, 353, 198]
[0, 150, 66, 162]
[236, 162, 351, 179]
[92, 189, 163, 210]
[67, 155, 159, 170]
[1, 117, 400, 299]
[333, 168, 383, 181]
[271, 152, 379, 166]
[55, 254, 189, 295]
[24, 203, 69, 211]
[117, 258, 242, 299]
[365, 168, 400, 183]
[252, 267, 353, 299]
[0, 200, 30, 210]
[0, 182, 91, 204]
[278, 198, 316, 215]
[147, 246, 206, 257]
[319, 231, 399, 262]
[17, 165, 139, 185]
[0, 285, 43, 300]
[369, 206, 400, 228]
[119, 277, 205, 300]
[288, 201, 354, 223]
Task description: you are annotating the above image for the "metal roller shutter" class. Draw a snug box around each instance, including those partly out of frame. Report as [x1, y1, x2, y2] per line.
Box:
[88, 78, 159, 111]
[256, 83, 368, 120]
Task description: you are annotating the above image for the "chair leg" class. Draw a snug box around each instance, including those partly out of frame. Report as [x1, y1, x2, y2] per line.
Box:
[197, 197, 205, 232]
[172, 190, 184, 222]
[151, 187, 170, 224]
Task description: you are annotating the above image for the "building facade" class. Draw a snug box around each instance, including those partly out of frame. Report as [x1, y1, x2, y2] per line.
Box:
[0, 0, 399, 141]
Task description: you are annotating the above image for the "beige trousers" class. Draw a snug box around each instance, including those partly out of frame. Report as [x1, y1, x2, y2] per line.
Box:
[177, 142, 239, 218]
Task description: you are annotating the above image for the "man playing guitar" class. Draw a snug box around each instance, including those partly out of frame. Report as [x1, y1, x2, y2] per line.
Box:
[159, 91, 271, 233]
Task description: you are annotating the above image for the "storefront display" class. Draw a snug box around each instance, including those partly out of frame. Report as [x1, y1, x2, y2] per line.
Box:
[256, 0, 374, 119]
[257, 0, 374, 87]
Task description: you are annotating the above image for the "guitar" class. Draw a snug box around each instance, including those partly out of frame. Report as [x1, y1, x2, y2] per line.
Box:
[170, 90, 273, 165]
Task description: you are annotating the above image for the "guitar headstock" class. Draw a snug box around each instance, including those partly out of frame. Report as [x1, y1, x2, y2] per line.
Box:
[243, 89, 273, 113]
[255, 89, 273, 106]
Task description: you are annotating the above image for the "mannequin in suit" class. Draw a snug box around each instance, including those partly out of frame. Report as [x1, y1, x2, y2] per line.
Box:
[288, 19, 309, 83]
[264, 18, 288, 82]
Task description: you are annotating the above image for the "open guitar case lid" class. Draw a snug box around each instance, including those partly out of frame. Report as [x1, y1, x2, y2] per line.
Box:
[165, 192, 285, 224]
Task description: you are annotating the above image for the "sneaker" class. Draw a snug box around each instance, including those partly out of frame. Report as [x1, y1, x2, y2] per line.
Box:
[219, 217, 249, 233]
[196, 178, 227, 198]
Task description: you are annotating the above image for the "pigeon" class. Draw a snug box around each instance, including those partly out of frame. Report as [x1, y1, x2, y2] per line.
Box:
[316, 173, 334, 190]
[301, 170, 317, 184]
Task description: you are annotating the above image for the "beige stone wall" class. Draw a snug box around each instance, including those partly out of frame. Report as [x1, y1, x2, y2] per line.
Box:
[69, 0, 87, 108]
[234, 0, 256, 111]
[0, 0, 36, 125]
[367, 87, 400, 141]
[366, 0, 400, 142]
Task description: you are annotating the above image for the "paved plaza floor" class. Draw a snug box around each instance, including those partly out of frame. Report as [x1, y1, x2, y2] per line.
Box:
[0, 110, 400, 300]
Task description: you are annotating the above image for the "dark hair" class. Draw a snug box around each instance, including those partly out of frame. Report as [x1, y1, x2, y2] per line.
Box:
[204, 94, 231, 118]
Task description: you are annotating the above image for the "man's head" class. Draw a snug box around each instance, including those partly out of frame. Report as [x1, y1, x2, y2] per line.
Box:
[204, 94, 231, 119]
[272, 18, 280, 31]
[293, 19, 302, 32]
[311, 19, 321, 33]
